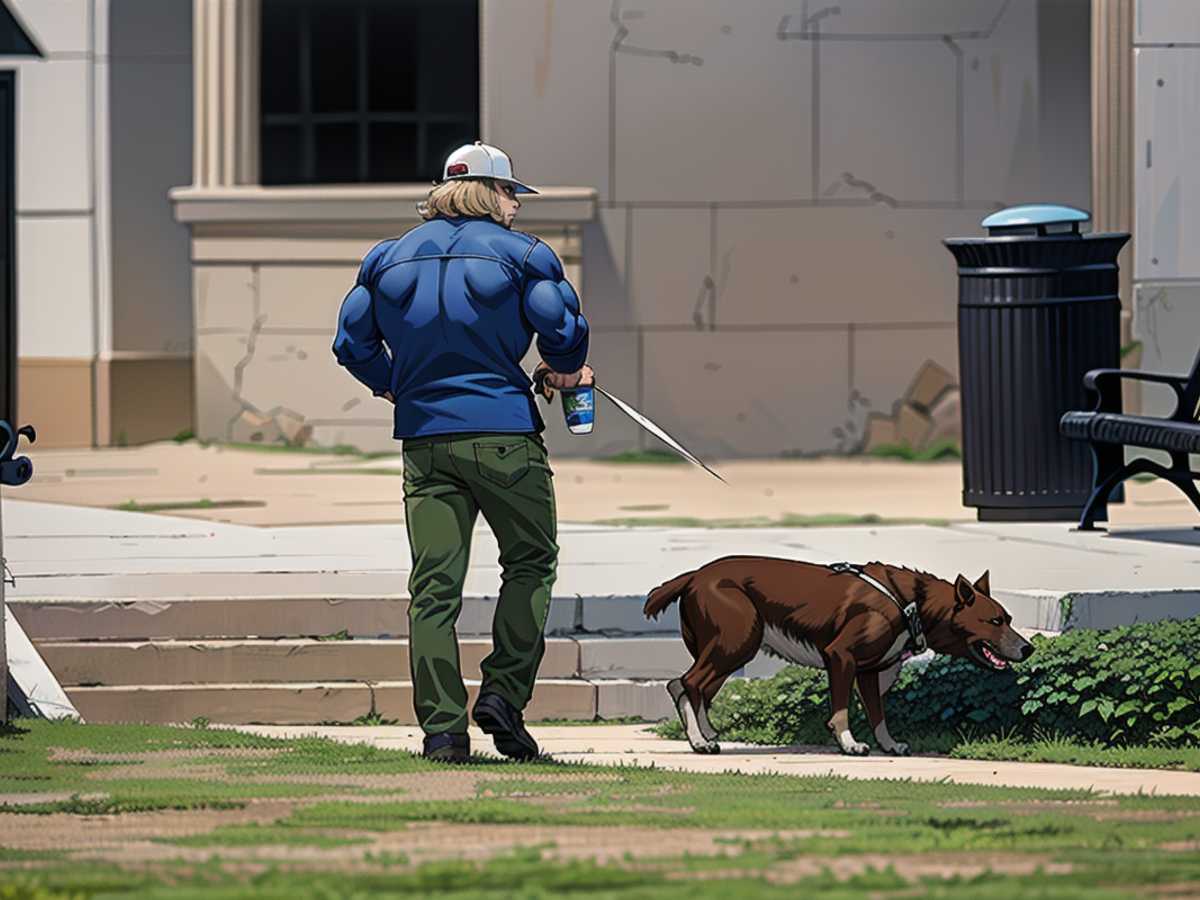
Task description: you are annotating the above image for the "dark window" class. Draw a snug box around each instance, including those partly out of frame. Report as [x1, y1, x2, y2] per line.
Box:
[260, 0, 478, 185]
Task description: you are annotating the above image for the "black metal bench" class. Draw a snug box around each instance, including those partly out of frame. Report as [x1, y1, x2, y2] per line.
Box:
[1059, 348, 1200, 530]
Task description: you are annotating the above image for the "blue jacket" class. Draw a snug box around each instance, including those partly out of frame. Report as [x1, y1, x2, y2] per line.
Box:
[332, 216, 590, 440]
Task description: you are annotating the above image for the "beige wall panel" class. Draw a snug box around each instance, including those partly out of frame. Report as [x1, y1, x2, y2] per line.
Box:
[612, 3, 812, 204]
[714, 207, 980, 327]
[848, 325, 959, 429]
[639, 330, 849, 458]
[194, 265, 257, 332]
[818, 42, 957, 204]
[16, 216, 94, 356]
[194, 333, 250, 440]
[1133, 283, 1200, 418]
[16, 59, 91, 212]
[577, 210, 631, 329]
[629, 208, 712, 327]
[259, 265, 358, 330]
[16, 359, 92, 448]
[238, 333, 372, 421]
[483, 0, 613, 197]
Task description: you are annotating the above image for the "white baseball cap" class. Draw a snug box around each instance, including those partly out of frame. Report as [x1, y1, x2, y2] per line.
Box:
[440, 141, 538, 194]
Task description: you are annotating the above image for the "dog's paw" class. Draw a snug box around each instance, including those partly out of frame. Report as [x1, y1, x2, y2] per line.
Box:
[691, 741, 721, 755]
[841, 741, 870, 756]
[884, 742, 911, 757]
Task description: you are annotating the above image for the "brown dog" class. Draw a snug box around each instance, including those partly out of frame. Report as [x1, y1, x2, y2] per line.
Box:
[644, 556, 1033, 755]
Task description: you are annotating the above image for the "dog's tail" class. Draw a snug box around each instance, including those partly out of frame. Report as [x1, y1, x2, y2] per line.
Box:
[644, 571, 695, 619]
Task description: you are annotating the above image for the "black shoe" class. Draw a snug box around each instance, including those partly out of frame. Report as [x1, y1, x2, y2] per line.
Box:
[472, 693, 539, 761]
[422, 732, 470, 763]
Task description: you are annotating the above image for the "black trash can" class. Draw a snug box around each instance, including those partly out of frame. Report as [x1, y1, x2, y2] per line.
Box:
[943, 205, 1130, 522]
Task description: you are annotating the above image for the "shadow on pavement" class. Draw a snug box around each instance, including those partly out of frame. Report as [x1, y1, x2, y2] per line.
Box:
[1105, 527, 1200, 548]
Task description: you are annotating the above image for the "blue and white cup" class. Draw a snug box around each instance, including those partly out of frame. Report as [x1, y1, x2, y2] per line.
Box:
[561, 385, 595, 435]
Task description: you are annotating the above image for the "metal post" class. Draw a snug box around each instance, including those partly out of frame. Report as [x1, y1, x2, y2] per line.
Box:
[1, 420, 36, 725]
[1, 487, 7, 725]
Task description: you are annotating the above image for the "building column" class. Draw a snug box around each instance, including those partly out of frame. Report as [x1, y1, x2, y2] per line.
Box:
[193, 0, 259, 188]
[1091, 0, 1134, 321]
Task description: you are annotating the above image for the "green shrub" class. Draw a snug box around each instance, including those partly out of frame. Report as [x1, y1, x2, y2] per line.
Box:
[662, 617, 1200, 748]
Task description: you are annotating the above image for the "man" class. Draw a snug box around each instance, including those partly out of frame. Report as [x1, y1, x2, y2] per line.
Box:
[332, 142, 592, 763]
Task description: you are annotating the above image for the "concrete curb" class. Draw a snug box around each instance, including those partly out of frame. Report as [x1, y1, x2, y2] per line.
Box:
[16, 587, 1200, 641]
[65, 678, 677, 726]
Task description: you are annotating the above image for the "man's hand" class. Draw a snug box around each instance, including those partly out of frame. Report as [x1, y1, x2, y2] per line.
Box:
[533, 363, 595, 403]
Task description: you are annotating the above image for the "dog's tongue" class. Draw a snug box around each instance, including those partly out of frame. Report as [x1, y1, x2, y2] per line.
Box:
[982, 644, 1007, 669]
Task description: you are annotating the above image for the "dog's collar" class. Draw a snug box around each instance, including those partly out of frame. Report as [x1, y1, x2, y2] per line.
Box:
[827, 562, 928, 656]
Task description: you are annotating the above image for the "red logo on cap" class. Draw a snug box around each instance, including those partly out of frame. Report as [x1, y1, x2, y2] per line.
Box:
[447, 163, 469, 176]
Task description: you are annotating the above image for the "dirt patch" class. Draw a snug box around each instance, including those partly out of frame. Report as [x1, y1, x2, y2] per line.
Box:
[940, 799, 1118, 811]
[1147, 881, 1200, 896]
[1090, 810, 1200, 823]
[70, 749, 627, 802]
[0, 765, 665, 862]
[830, 800, 905, 817]
[48, 747, 285, 765]
[73, 823, 845, 870]
[0, 800, 298, 852]
[671, 852, 1072, 884]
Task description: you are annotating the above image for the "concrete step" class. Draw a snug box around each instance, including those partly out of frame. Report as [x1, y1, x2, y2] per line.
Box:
[65, 678, 662, 726]
[35, 638, 583, 686]
[9, 595, 678, 641]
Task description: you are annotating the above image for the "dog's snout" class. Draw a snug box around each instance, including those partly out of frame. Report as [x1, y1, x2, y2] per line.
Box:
[1017, 641, 1034, 661]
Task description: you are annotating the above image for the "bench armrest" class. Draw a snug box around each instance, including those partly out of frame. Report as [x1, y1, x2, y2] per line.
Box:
[1082, 368, 1190, 417]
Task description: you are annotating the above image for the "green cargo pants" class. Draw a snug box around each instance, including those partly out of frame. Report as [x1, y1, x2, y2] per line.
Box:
[401, 432, 558, 735]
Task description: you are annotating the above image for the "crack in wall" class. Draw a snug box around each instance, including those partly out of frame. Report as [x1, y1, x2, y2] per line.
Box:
[1138, 287, 1170, 360]
[225, 314, 268, 440]
[779, 0, 1011, 42]
[610, 2, 705, 67]
[778, 0, 1011, 210]
[837, 172, 899, 208]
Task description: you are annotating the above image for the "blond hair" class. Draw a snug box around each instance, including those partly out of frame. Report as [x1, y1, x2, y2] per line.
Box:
[417, 178, 505, 224]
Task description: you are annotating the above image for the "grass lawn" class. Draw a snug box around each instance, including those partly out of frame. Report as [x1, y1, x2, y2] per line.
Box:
[2, 720, 1200, 898]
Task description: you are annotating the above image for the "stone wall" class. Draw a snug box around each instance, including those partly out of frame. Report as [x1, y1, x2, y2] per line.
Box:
[485, 0, 1091, 458]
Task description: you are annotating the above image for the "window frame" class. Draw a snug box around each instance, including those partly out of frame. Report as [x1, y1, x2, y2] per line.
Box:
[258, 0, 480, 187]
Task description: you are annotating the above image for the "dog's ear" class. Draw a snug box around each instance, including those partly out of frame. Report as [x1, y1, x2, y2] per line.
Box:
[973, 570, 991, 596]
[954, 574, 976, 611]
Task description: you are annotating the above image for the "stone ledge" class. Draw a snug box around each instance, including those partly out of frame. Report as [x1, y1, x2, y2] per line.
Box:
[37, 638, 582, 686]
[67, 679, 600, 725]
[170, 185, 598, 226]
[595, 680, 675, 722]
[9, 595, 679, 642]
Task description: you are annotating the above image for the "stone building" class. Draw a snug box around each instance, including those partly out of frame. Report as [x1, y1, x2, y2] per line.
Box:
[0, 1, 1187, 457]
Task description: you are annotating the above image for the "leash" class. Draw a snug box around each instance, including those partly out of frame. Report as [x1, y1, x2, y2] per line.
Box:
[827, 562, 928, 655]
[531, 369, 725, 482]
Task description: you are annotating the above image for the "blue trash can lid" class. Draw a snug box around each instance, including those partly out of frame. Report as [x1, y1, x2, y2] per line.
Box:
[981, 204, 1090, 231]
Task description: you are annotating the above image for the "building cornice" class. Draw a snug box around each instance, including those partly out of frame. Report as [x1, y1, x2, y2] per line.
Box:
[169, 185, 598, 225]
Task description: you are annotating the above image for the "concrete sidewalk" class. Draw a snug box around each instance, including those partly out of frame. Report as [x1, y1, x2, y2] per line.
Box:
[4, 498, 1200, 632]
[5, 497, 1200, 726]
[9, 441, 1200, 529]
[236, 723, 1200, 797]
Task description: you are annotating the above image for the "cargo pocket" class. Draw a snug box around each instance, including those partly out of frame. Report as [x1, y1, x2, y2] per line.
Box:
[402, 444, 434, 485]
[474, 440, 530, 488]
